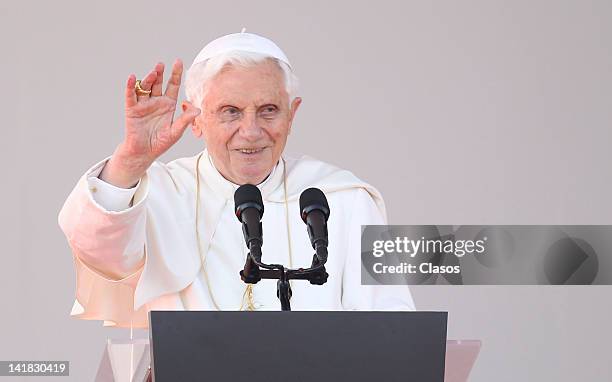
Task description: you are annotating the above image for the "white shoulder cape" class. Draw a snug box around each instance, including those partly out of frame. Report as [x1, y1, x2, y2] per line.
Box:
[59, 152, 388, 327]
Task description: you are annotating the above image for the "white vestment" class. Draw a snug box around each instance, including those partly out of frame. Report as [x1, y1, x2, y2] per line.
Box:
[58, 150, 415, 327]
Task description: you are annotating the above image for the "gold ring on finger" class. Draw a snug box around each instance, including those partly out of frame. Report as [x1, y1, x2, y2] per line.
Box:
[135, 80, 152, 96]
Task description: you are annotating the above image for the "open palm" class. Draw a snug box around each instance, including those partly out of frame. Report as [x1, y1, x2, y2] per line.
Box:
[123, 59, 200, 163]
[99, 59, 201, 188]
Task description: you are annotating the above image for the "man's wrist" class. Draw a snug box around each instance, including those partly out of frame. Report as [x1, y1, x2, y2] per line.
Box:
[99, 147, 151, 189]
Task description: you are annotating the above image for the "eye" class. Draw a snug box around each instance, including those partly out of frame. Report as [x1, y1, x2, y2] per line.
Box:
[222, 106, 240, 115]
[220, 106, 241, 121]
[259, 105, 279, 119]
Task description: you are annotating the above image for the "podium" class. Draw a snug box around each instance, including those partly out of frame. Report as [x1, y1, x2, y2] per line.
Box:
[95, 311, 480, 382]
[95, 339, 150, 382]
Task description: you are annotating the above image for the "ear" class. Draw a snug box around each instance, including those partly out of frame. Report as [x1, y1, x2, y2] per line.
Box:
[183, 100, 203, 138]
[288, 97, 302, 134]
[289, 97, 302, 121]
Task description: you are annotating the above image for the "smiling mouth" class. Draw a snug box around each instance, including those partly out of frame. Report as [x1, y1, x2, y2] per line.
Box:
[235, 147, 266, 155]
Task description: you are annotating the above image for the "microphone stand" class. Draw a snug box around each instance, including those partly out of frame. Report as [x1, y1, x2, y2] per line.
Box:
[240, 247, 328, 311]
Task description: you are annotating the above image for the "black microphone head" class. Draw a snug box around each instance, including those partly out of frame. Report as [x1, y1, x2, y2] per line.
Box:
[234, 184, 264, 222]
[299, 188, 330, 223]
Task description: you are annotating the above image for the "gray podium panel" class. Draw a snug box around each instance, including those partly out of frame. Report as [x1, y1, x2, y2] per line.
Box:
[149, 311, 447, 382]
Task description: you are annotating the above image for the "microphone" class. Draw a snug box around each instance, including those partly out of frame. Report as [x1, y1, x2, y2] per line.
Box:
[299, 188, 330, 264]
[234, 184, 264, 263]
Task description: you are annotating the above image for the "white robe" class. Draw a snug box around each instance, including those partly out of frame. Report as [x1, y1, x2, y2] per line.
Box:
[58, 150, 415, 328]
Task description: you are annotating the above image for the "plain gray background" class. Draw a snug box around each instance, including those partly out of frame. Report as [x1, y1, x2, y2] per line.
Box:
[2, 0, 611, 381]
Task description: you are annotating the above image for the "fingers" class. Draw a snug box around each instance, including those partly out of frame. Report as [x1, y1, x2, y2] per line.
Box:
[164, 59, 183, 101]
[136, 69, 157, 102]
[125, 59, 180, 108]
[170, 102, 201, 138]
[150, 62, 164, 97]
[125, 74, 137, 108]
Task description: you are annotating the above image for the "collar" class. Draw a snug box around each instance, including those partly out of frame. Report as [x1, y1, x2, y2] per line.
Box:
[198, 148, 285, 201]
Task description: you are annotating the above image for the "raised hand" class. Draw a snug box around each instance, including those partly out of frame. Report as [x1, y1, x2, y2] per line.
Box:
[99, 59, 201, 188]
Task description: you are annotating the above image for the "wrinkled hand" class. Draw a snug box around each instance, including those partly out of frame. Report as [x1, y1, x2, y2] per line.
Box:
[100, 59, 201, 188]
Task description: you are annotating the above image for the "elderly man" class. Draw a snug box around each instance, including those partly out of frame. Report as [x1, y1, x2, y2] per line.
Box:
[58, 32, 414, 328]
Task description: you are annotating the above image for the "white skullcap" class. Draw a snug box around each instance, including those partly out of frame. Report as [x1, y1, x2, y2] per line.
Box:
[189, 30, 292, 70]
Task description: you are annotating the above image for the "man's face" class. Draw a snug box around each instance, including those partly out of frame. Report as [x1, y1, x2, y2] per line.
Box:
[194, 59, 301, 185]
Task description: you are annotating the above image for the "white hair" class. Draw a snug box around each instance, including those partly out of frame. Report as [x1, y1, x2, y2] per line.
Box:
[184, 50, 299, 109]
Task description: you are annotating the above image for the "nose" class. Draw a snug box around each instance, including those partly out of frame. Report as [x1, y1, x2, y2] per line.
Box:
[238, 111, 264, 141]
